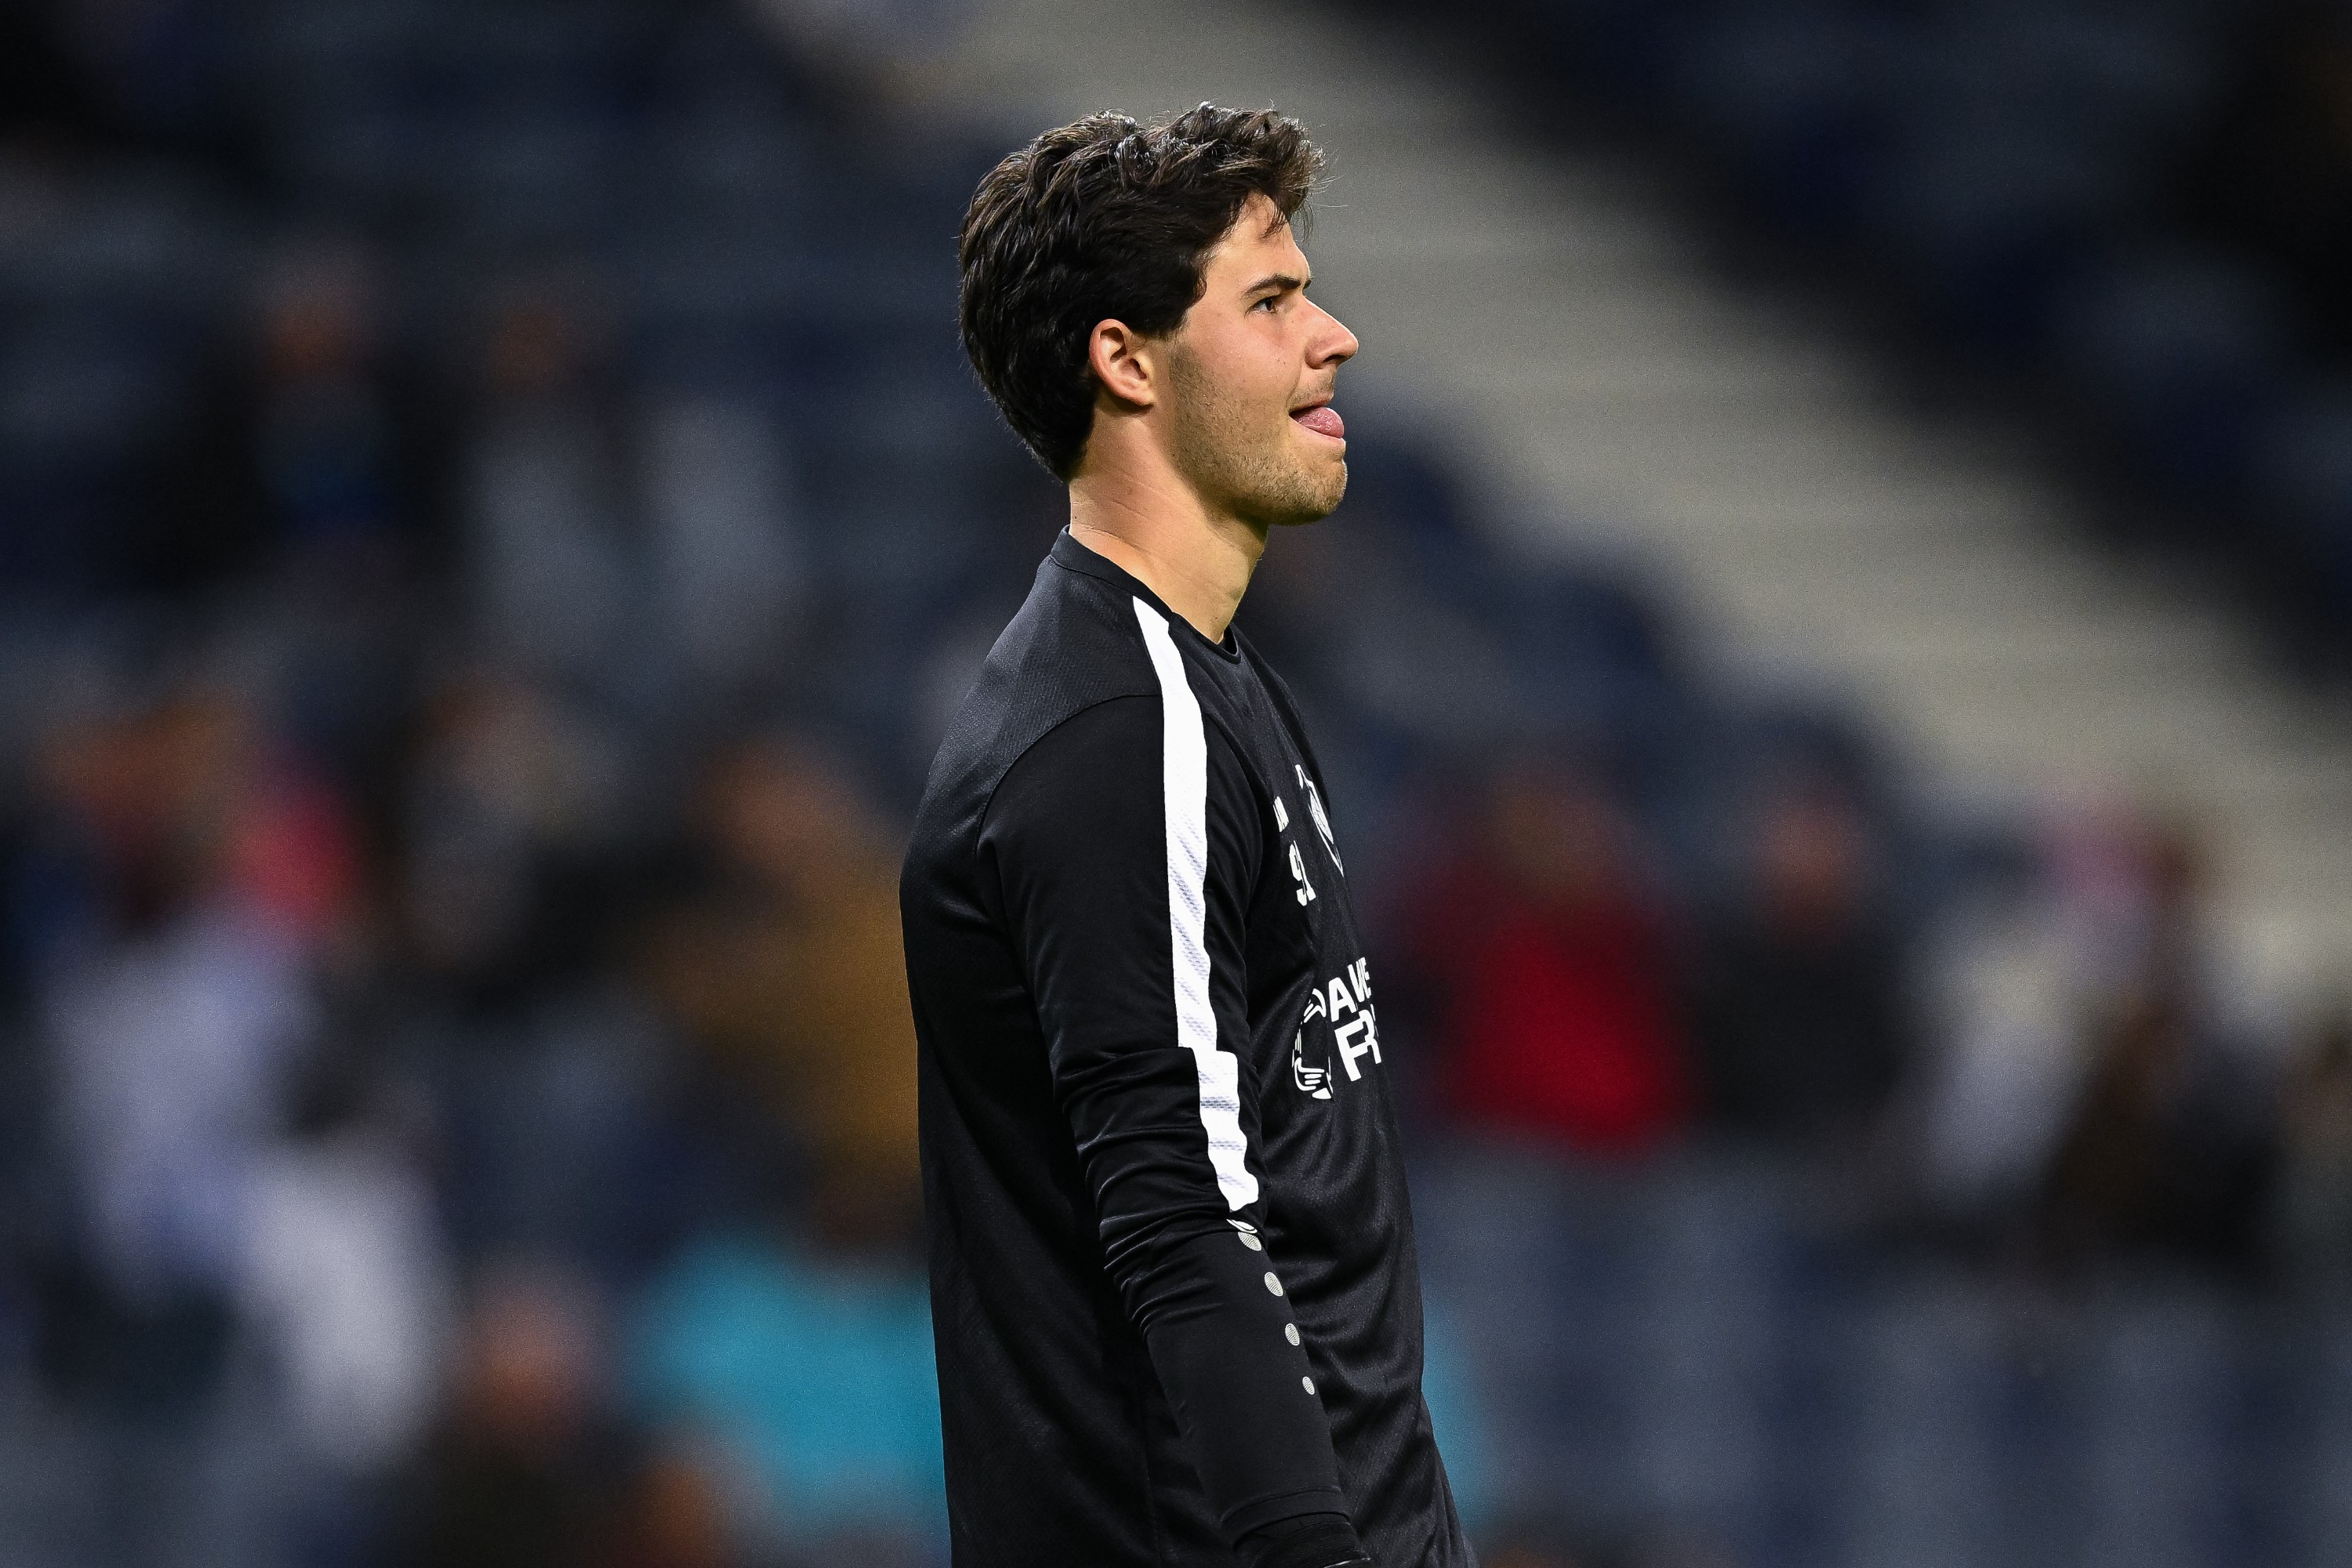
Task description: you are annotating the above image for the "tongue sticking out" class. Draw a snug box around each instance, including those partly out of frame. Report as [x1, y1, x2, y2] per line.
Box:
[1291, 405, 1345, 441]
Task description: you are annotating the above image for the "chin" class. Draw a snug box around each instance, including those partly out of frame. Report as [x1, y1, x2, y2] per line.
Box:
[1211, 433, 1349, 526]
[1261, 465, 1348, 528]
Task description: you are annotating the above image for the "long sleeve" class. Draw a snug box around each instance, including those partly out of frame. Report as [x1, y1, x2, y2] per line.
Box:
[982, 690, 1350, 1549]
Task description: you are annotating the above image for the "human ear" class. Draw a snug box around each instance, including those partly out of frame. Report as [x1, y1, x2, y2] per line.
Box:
[1086, 319, 1158, 410]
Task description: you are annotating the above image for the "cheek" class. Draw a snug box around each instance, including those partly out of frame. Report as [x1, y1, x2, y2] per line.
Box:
[1171, 326, 1300, 446]
[1216, 324, 1298, 411]
[1262, 336, 1306, 406]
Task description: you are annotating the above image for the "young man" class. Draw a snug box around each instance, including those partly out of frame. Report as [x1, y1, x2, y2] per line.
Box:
[901, 106, 1474, 1568]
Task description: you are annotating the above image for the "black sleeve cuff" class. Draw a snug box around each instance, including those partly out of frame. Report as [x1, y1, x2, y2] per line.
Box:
[1237, 1511, 1371, 1568]
[1223, 1485, 1351, 1542]
[1135, 1232, 1347, 1542]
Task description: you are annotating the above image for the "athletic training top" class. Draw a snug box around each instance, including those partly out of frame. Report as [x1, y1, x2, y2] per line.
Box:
[901, 529, 1472, 1567]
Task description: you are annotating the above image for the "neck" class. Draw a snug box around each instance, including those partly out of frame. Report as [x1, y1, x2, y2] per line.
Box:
[1066, 463, 1265, 643]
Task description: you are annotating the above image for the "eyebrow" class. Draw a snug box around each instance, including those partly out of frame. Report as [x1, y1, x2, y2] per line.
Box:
[1243, 271, 1309, 296]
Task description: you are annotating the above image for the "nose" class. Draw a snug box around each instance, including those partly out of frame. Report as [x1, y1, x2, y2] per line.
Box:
[1307, 299, 1358, 368]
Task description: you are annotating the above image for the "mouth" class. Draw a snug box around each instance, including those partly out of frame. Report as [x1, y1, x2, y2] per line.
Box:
[1290, 400, 1345, 442]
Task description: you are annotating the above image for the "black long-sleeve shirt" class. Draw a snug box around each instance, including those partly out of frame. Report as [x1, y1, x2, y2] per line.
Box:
[901, 529, 1472, 1568]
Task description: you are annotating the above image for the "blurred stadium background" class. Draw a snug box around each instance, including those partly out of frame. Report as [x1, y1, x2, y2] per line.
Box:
[5, 0, 2352, 1563]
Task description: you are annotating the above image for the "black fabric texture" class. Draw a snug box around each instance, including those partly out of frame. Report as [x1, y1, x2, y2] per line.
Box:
[1239, 1511, 1373, 1568]
[902, 530, 1473, 1567]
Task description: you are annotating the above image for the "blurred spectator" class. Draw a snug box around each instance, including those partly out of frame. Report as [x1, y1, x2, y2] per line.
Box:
[2269, 1007, 2352, 1298]
[239, 1062, 451, 1475]
[398, 670, 630, 1013]
[2031, 819, 2274, 1274]
[396, 1261, 627, 1568]
[1918, 795, 2193, 1228]
[466, 281, 637, 684]
[1688, 779, 1913, 1151]
[10, 679, 365, 1563]
[640, 394, 809, 695]
[239, 1060, 452, 1562]
[244, 242, 416, 564]
[32, 686, 352, 1392]
[1396, 760, 1690, 1158]
[644, 739, 920, 1238]
[627, 1226, 945, 1561]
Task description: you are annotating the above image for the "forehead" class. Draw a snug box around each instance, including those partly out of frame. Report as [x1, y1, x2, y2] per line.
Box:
[1200, 191, 1306, 284]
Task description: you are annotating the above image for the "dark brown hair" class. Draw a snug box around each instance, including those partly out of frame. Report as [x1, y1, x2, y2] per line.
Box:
[957, 104, 1323, 479]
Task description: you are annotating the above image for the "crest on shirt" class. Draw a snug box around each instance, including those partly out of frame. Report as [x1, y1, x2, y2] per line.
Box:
[1295, 764, 1343, 874]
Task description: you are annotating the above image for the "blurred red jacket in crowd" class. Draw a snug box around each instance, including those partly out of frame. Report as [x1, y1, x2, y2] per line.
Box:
[1399, 767, 1690, 1156]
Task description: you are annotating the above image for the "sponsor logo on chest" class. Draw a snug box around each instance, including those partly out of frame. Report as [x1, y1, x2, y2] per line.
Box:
[1293, 956, 1379, 1098]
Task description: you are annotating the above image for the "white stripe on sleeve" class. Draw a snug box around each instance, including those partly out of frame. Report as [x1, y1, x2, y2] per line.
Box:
[1132, 597, 1260, 1213]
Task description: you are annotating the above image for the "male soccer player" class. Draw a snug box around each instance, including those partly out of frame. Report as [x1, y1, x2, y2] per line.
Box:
[901, 106, 1475, 1568]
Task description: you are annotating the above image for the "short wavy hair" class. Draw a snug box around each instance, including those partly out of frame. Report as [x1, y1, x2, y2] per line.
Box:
[958, 104, 1323, 479]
